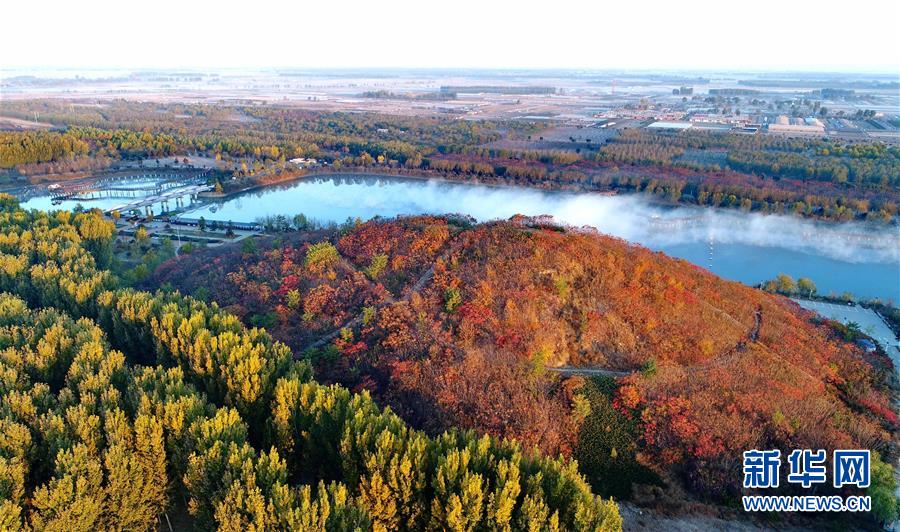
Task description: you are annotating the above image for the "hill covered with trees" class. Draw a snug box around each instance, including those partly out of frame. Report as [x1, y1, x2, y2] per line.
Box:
[151, 215, 898, 519]
[0, 198, 620, 530]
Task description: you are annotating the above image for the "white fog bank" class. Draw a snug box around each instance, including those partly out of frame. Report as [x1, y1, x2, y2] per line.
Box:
[415, 180, 900, 265]
[191, 176, 899, 266]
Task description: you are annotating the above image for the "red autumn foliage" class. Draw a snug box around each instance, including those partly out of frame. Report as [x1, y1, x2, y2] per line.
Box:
[150, 215, 896, 497]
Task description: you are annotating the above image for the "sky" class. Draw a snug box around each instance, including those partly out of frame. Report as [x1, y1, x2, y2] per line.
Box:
[3, 0, 899, 73]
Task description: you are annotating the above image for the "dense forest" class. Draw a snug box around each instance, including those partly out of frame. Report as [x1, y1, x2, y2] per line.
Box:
[0, 100, 519, 170]
[1, 100, 897, 222]
[150, 215, 898, 522]
[0, 198, 621, 530]
[598, 128, 900, 187]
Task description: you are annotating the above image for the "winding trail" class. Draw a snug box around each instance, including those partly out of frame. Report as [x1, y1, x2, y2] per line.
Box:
[546, 366, 630, 378]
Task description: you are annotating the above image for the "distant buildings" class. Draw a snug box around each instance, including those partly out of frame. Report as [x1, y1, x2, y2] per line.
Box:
[439, 85, 557, 95]
[767, 115, 825, 134]
[690, 113, 753, 126]
[708, 88, 760, 96]
[647, 121, 693, 130]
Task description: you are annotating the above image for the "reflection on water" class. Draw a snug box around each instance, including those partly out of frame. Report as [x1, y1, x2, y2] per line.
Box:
[186, 175, 899, 301]
[22, 174, 900, 302]
[20, 184, 204, 216]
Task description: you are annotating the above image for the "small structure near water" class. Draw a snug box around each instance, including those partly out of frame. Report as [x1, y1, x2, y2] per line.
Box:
[289, 157, 319, 168]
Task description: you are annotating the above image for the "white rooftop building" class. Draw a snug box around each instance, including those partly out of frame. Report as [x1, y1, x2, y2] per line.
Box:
[647, 121, 693, 130]
[289, 157, 319, 167]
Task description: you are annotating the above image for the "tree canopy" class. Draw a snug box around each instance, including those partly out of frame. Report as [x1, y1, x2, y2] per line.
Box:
[0, 197, 621, 530]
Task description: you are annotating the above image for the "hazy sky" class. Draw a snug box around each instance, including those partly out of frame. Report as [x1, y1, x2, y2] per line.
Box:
[4, 0, 899, 72]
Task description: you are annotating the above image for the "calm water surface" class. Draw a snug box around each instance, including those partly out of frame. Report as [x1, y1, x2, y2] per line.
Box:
[22, 174, 900, 302]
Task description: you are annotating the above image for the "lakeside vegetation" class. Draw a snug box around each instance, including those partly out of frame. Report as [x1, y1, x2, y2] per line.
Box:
[761, 272, 900, 335]
[1, 100, 898, 223]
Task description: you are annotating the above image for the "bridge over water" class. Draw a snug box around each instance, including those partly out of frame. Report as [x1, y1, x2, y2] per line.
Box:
[106, 184, 215, 216]
[50, 170, 210, 202]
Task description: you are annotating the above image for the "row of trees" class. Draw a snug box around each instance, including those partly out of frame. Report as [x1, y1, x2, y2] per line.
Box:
[1, 100, 534, 169]
[602, 129, 900, 189]
[761, 273, 818, 297]
[0, 131, 89, 168]
[0, 128, 181, 171]
[0, 198, 621, 529]
[328, 149, 896, 222]
[726, 149, 899, 188]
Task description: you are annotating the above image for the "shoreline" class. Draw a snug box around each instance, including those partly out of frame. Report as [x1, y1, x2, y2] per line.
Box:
[195, 168, 899, 231]
[204, 168, 621, 199]
[9, 161, 897, 228]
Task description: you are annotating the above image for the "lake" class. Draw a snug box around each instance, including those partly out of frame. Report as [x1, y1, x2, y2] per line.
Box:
[22, 174, 900, 302]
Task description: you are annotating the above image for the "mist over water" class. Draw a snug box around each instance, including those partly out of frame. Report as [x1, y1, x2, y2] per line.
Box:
[23, 174, 898, 301]
[182, 175, 900, 300]
[188, 176, 892, 261]
[405, 181, 898, 265]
